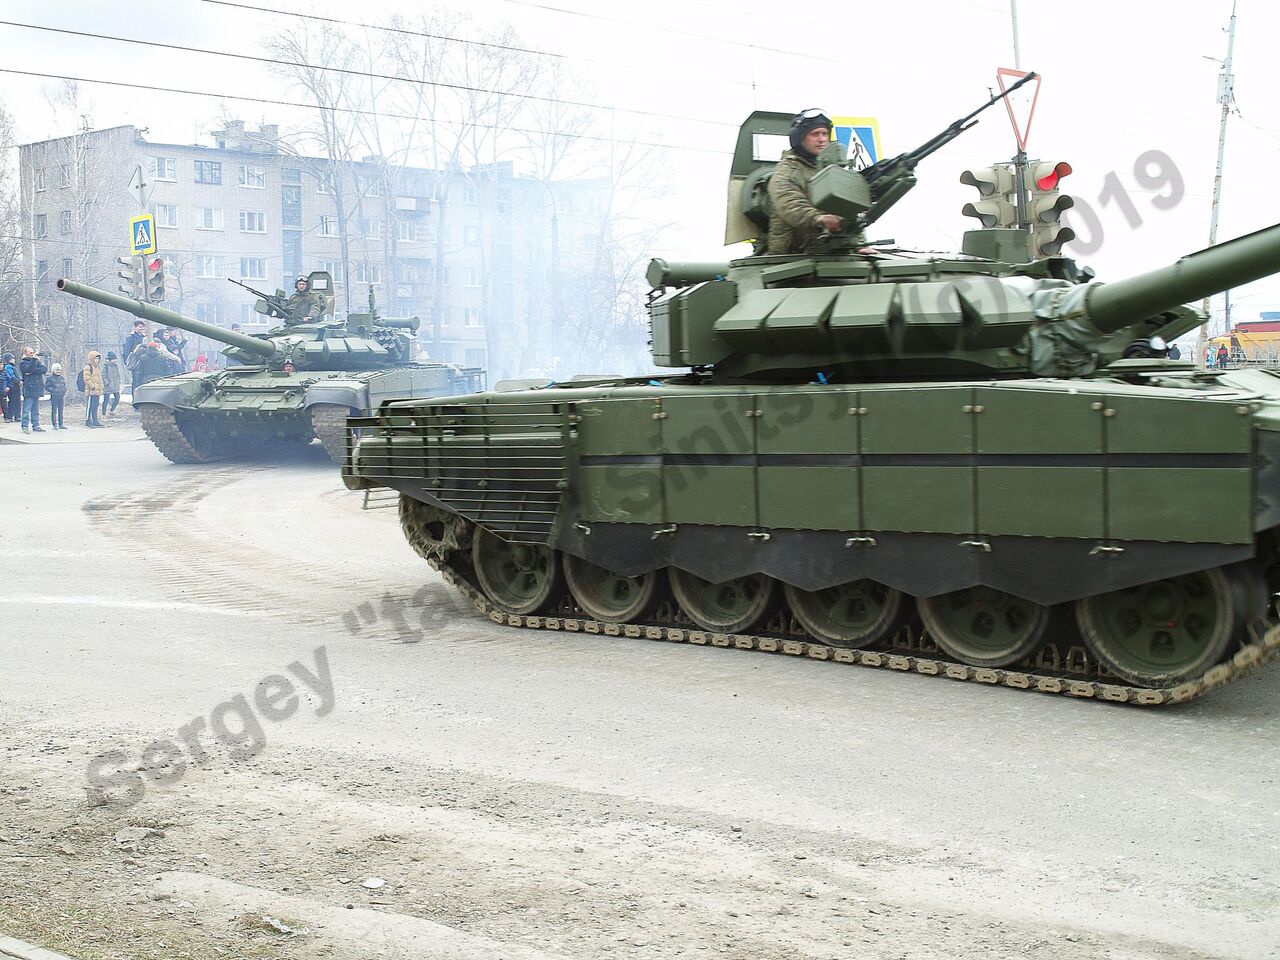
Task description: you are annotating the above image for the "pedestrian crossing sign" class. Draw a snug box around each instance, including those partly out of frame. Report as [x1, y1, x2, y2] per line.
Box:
[831, 117, 881, 171]
[129, 214, 156, 256]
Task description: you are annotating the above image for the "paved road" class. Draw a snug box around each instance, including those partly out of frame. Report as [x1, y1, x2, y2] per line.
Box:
[1, 438, 1277, 959]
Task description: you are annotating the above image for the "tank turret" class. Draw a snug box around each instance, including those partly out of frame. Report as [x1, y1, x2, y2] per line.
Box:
[650, 111, 1280, 384]
[57, 273, 422, 371]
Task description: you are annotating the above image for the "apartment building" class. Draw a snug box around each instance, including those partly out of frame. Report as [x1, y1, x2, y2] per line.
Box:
[21, 121, 614, 377]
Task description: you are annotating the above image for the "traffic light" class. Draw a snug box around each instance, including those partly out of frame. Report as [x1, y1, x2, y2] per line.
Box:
[116, 255, 144, 298]
[1027, 160, 1075, 258]
[960, 164, 1018, 228]
[144, 256, 167, 303]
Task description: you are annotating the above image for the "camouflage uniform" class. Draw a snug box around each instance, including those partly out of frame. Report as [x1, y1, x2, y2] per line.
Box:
[766, 150, 824, 255]
[284, 290, 325, 325]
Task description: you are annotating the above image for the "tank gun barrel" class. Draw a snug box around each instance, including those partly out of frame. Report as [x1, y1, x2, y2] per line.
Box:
[56, 279, 279, 358]
[1084, 223, 1280, 333]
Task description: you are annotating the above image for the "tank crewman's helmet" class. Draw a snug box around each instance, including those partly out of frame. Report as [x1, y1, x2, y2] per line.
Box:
[789, 108, 833, 156]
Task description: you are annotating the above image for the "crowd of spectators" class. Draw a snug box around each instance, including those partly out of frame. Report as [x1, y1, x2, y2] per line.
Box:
[0, 320, 191, 434]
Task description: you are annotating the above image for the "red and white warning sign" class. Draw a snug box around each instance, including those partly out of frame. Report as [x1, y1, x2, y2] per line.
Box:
[997, 67, 1041, 152]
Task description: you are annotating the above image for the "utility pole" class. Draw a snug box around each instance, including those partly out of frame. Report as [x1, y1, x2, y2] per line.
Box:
[1197, 0, 1237, 367]
[1009, 0, 1021, 70]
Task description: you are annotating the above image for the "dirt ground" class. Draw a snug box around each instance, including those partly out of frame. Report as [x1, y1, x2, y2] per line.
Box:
[2, 438, 1277, 959]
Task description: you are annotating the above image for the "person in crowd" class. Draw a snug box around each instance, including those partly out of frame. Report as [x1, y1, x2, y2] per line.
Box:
[44, 362, 67, 430]
[0, 351, 19, 422]
[83, 350, 104, 428]
[101, 351, 123, 420]
[128, 340, 180, 387]
[19, 347, 47, 433]
[1167, 343, 1182, 361]
[193, 354, 210, 373]
[161, 328, 188, 373]
[122, 320, 148, 393]
[1217, 344, 1230, 370]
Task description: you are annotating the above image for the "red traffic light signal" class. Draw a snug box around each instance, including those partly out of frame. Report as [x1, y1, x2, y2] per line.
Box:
[1034, 161, 1072, 191]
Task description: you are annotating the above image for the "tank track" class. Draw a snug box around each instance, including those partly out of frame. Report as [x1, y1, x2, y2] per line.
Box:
[311, 403, 352, 463]
[400, 518, 1280, 707]
[138, 405, 217, 464]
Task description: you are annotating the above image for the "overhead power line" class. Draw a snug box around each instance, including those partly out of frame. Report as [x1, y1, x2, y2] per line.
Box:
[0, 67, 729, 156]
[201, 0, 566, 59]
[0, 19, 734, 129]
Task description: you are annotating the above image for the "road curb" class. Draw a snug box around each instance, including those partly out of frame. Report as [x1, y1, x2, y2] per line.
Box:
[0, 935, 79, 960]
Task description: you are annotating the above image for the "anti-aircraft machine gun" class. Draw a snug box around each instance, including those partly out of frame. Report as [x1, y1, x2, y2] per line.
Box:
[58, 271, 484, 463]
[343, 84, 1280, 702]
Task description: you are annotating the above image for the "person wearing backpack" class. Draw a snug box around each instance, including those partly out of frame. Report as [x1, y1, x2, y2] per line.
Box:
[44, 362, 67, 430]
[101, 351, 122, 421]
[82, 350, 104, 428]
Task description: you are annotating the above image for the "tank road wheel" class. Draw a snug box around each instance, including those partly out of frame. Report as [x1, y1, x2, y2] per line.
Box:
[138, 404, 220, 464]
[399, 496, 471, 562]
[563, 555, 663, 624]
[471, 528, 565, 616]
[669, 569, 776, 634]
[784, 580, 910, 648]
[919, 586, 1050, 668]
[311, 403, 356, 463]
[1075, 569, 1237, 688]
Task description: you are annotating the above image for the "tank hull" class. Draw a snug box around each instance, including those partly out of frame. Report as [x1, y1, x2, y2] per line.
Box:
[343, 369, 1280, 697]
[134, 363, 483, 463]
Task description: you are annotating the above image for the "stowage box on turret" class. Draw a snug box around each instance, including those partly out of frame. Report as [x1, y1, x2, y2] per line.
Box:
[58, 272, 483, 463]
[341, 98, 1280, 703]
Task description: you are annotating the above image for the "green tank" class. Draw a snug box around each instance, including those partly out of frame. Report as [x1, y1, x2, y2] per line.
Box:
[341, 102, 1280, 704]
[57, 272, 483, 463]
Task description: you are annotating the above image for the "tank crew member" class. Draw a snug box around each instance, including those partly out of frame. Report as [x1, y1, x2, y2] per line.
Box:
[767, 109, 867, 255]
[285, 276, 325, 325]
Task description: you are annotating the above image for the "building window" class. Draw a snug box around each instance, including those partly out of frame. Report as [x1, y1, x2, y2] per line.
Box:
[33, 170, 45, 192]
[465, 348, 486, 368]
[362, 218, 383, 240]
[194, 160, 222, 185]
[463, 186, 479, 205]
[34, 214, 47, 238]
[58, 163, 70, 188]
[240, 302, 258, 324]
[463, 226, 479, 244]
[357, 175, 381, 197]
[238, 164, 266, 189]
[239, 210, 266, 233]
[150, 203, 179, 228]
[196, 303, 226, 323]
[353, 262, 381, 284]
[150, 157, 177, 181]
[315, 171, 335, 194]
[61, 257, 72, 278]
[239, 257, 266, 280]
[464, 307, 480, 327]
[281, 184, 301, 228]
[282, 167, 301, 184]
[195, 207, 224, 231]
[59, 210, 71, 236]
[318, 259, 343, 283]
[465, 267, 480, 287]
[36, 259, 48, 281]
[397, 220, 419, 242]
[196, 255, 222, 278]
[398, 263, 421, 283]
[319, 215, 338, 237]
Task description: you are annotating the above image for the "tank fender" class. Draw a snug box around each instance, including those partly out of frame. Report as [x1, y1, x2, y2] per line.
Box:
[303, 380, 370, 414]
[131, 376, 204, 410]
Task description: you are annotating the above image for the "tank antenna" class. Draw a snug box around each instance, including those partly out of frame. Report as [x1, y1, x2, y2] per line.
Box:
[1197, 0, 1238, 367]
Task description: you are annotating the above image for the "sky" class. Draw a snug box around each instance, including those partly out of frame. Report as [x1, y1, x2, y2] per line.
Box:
[1, 0, 1277, 328]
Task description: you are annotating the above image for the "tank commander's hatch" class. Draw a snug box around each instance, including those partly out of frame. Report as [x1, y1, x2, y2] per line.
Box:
[307, 270, 337, 318]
